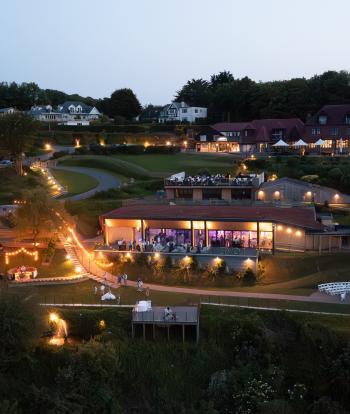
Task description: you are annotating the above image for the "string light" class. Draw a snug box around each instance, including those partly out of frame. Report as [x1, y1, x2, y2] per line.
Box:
[94, 259, 114, 269]
[5, 247, 39, 265]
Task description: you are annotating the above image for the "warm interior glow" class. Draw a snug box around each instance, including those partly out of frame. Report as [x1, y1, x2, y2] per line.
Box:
[286, 228, 292, 234]
[277, 225, 283, 231]
[296, 230, 302, 236]
[334, 193, 340, 199]
[306, 191, 312, 197]
[154, 252, 160, 260]
[49, 312, 59, 323]
[166, 141, 171, 146]
[45, 143, 52, 150]
[75, 266, 82, 273]
[65, 254, 71, 260]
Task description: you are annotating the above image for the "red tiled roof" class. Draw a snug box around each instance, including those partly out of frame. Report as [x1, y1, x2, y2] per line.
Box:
[101, 205, 323, 230]
[307, 105, 350, 126]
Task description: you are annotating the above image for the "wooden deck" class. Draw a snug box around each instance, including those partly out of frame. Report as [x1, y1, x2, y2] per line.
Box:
[131, 306, 199, 343]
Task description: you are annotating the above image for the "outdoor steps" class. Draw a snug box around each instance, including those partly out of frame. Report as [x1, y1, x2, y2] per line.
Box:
[60, 236, 118, 288]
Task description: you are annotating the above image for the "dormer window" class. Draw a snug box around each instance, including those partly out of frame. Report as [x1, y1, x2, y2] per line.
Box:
[318, 115, 327, 125]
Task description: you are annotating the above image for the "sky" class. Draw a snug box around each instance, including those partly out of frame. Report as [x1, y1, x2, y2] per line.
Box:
[1, 0, 350, 105]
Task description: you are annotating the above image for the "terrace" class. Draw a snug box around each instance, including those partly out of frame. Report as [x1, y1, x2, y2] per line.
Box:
[164, 172, 264, 187]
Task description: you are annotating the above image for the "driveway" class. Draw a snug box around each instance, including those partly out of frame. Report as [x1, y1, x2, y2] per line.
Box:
[52, 165, 121, 200]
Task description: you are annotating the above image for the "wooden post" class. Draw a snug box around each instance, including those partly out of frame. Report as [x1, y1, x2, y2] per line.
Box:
[131, 323, 134, 338]
[141, 219, 144, 242]
[142, 323, 146, 340]
[191, 221, 194, 247]
[167, 325, 170, 341]
[153, 324, 155, 340]
[182, 324, 185, 343]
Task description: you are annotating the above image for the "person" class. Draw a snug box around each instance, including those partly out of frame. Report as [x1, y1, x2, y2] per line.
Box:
[100, 285, 105, 293]
[138, 280, 144, 292]
[123, 273, 128, 285]
[164, 306, 173, 320]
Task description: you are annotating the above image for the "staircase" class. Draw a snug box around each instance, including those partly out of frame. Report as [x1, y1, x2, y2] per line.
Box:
[61, 236, 118, 288]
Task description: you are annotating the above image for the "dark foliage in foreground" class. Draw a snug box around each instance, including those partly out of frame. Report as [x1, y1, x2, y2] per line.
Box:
[1, 294, 350, 413]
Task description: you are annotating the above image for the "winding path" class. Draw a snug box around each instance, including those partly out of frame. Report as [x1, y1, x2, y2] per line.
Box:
[51, 165, 121, 200]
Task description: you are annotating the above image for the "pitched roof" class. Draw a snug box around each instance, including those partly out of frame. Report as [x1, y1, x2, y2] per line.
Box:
[58, 101, 94, 113]
[307, 104, 350, 125]
[101, 204, 323, 230]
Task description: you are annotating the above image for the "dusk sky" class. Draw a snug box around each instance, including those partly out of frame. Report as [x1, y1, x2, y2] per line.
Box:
[1, 0, 350, 105]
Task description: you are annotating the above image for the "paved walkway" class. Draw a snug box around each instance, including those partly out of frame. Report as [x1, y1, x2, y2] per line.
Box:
[51, 166, 121, 200]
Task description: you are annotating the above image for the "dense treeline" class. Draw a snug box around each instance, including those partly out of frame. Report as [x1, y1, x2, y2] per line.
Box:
[0, 82, 96, 110]
[2, 70, 350, 123]
[176, 70, 350, 122]
[1, 294, 350, 413]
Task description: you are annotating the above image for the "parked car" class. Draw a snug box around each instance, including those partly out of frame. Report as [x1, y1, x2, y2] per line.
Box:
[0, 160, 13, 168]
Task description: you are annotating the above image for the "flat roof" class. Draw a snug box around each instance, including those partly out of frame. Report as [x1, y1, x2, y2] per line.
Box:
[101, 204, 323, 230]
[132, 306, 198, 324]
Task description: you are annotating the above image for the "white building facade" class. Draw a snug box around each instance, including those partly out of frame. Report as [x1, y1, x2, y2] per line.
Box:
[29, 101, 101, 125]
[159, 102, 207, 123]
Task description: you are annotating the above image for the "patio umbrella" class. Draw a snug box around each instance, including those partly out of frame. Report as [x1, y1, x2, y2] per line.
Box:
[292, 139, 308, 147]
[314, 138, 325, 146]
[272, 139, 289, 147]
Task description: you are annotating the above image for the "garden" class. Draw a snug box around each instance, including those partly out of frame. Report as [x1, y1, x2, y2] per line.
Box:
[1, 292, 350, 413]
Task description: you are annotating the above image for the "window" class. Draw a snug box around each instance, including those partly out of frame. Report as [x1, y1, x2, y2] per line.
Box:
[318, 115, 327, 125]
[345, 115, 350, 124]
[330, 128, 339, 136]
[182, 108, 187, 113]
[271, 129, 284, 139]
[195, 109, 198, 113]
[233, 131, 240, 137]
[311, 128, 320, 135]
[199, 135, 207, 142]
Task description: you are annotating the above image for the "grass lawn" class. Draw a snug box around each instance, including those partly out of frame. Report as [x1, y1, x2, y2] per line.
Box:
[51, 169, 98, 196]
[0, 249, 75, 279]
[113, 152, 238, 175]
[5, 279, 350, 317]
[59, 152, 239, 178]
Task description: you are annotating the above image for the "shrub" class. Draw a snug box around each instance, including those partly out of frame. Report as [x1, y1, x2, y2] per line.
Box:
[242, 268, 257, 285]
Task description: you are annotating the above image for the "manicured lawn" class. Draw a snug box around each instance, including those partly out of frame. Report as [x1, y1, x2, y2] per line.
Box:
[113, 152, 238, 175]
[0, 249, 75, 279]
[59, 153, 238, 178]
[51, 169, 98, 196]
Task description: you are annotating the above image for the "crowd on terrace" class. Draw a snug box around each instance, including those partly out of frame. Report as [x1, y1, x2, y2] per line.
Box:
[165, 173, 257, 187]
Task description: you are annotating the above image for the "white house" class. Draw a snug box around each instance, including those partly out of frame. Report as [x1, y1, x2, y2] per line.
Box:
[0, 107, 16, 116]
[158, 102, 207, 123]
[29, 101, 102, 125]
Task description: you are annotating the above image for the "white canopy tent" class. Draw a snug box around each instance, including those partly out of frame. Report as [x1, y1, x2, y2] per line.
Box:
[272, 139, 289, 147]
[314, 138, 325, 146]
[169, 172, 185, 182]
[101, 291, 116, 301]
[293, 139, 308, 147]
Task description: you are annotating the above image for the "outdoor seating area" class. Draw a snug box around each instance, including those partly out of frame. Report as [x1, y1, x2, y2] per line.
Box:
[318, 282, 350, 301]
[165, 173, 258, 187]
[7, 265, 38, 281]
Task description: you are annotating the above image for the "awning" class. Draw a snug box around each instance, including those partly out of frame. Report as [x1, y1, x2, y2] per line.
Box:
[272, 139, 289, 147]
[293, 139, 308, 147]
[314, 138, 325, 146]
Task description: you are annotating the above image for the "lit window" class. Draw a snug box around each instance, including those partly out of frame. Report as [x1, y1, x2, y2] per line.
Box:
[318, 115, 327, 125]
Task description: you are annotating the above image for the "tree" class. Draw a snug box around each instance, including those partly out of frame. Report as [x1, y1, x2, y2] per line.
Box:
[15, 188, 62, 243]
[0, 293, 37, 369]
[175, 79, 211, 107]
[108, 88, 141, 120]
[0, 113, 39, 175]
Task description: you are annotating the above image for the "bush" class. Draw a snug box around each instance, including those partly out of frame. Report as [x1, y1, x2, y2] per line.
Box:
[242, 268, 257, 285]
